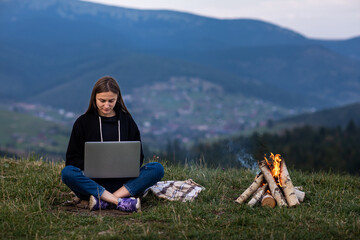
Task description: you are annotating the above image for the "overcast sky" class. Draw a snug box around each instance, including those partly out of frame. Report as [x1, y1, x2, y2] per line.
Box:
[83, 0, 360, 40]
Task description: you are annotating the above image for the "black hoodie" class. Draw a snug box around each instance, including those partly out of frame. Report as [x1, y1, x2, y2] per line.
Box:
[65, 109, 144, 170]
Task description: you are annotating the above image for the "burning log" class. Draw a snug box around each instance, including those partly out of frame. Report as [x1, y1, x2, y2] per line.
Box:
[295, 189, 305, 202]
[259, 160, 288, 207]
[248, 183, 268, 207]
[261, 192, 276, 208]
[235, 173, 264, 204]
[235, 153, 304, 208]
[280, 159, 300, 207]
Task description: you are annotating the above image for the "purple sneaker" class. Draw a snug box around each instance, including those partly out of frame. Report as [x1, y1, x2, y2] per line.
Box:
[117, 198, 141, 212]
[89, 195, 110, 211]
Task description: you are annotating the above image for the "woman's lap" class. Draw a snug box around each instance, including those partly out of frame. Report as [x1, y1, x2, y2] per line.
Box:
[124, 162, 164, 196]
[61, 162, 164, 199]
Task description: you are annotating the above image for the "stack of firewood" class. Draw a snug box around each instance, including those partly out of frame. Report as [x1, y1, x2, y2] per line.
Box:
[235, 153, 305, 208]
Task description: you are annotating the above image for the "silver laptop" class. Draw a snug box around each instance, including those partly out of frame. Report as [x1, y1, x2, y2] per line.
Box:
[84, 141, 141, 178]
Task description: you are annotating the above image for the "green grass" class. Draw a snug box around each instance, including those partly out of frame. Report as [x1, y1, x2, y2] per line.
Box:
[0, 109, 70, 156]
[1, 156, 359, 239]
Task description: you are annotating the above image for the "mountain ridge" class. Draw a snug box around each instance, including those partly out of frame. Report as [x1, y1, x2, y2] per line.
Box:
[0, 0, 359, 112]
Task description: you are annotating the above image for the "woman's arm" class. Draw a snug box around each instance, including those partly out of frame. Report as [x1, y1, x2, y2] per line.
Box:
[65, 118, 86, 170]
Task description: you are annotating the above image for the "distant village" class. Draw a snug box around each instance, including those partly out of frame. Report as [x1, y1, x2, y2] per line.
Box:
[126, 77, 297, 147]
[5, 77, 300, 152]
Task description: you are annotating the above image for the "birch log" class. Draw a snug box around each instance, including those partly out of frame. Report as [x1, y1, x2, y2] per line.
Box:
[259, 160, 288, 207]
[248, 184, 268, 207]
[261, 192, 276, 208]
[295, 189, 305, 202]
[235, 173, 264, 204]
[280, 159, 300, 207]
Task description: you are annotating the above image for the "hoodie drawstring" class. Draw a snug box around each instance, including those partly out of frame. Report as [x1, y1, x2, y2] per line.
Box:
[99, 116, 121, 142]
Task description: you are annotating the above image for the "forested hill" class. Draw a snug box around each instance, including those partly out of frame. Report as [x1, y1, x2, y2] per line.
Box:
[1, 0, 360, 112]
[173, 102, 360, 175]
[188, 120, 360, 175]
[278, 102, 360, 128]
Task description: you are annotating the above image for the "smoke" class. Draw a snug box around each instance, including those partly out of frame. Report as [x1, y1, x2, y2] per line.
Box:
[236, 149, 258, 172]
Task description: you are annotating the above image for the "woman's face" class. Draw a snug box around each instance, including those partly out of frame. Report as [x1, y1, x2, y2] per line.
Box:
[95, 91, 118, 117]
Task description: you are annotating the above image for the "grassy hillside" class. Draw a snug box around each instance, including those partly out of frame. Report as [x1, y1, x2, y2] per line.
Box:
[0, 108, 70, 158]
[1, 156, 359, 239]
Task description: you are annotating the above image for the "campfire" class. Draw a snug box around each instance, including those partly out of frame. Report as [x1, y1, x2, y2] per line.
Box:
[235, 153, 305, 208]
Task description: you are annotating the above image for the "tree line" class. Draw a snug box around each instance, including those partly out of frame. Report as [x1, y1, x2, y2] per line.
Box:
[160, 121, 360, 175]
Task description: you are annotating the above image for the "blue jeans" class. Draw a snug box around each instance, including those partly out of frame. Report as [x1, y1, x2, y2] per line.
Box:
[61, 162, 164, 200]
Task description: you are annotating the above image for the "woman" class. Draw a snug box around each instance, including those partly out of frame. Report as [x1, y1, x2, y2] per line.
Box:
[61, 76, 164, 212]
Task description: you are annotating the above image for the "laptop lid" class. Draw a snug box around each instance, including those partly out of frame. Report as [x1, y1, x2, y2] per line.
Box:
[84, 141, 141, 178]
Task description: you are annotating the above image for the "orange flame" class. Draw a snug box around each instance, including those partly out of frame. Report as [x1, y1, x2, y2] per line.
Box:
[264, 152, 282, 186]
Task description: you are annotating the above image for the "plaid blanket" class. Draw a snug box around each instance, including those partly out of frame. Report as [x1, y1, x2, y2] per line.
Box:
[145, 179, 205, 202]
